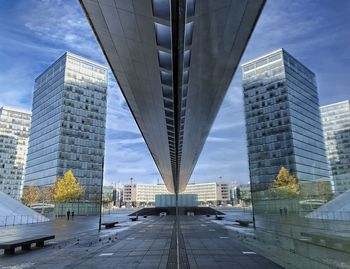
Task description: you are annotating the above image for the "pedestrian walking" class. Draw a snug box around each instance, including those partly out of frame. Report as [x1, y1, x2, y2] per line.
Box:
[72, 211, 75, 219]
[67, 210, 71, 220]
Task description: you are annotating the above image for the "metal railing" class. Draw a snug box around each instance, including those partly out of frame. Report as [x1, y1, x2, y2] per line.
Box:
[0, 215, 49, 227]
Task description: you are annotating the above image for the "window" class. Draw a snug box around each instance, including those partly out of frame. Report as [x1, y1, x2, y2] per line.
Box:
[161, 71, 173, 86]
[184, 50, 191, 68]
[152, 0, 170, 20]
[165, 110, 174, 118]
[158, 51, 172, 70]
[243, 64, 255, 73]
[183, 70, 189, 84]
[162, 86, 173, 99]
[182, 86, 188, 98]
[166, 118, 174, 125]
[185, 22, 193, 46]
[256, 58, 267, 68]
[164, 99, 173, 110]
[186, 0, 195, 17]
[155, 23, 171, 49]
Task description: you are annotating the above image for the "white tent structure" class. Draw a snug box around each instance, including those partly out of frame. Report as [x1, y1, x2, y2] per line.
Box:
[306, 189, 350, 221]
[0, 191, 49, 226]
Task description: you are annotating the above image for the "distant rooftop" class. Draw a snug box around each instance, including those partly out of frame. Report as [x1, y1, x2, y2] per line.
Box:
[241, 48, 283, 67]
[0, 106, 31, 115]
[241, 48, 315, 76]
[320, 100, 350, 109]
[65, 51, 108, 70]
[35, 51, 108, 82]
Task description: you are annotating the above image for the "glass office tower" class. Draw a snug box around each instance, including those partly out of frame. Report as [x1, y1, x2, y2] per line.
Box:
[240, 49, 350, 269]
[25, 52, 108, 202]
[321, 100, 350, 194]
[0, 107, 31, 200]
[242, 48, 330, 190]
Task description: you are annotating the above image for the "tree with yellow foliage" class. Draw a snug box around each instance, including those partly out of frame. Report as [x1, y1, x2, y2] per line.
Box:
[41, 186, 54, 204]
[54, 170, 82, 202]
[273, 166, 299, 196]
[21, 185, 41, 206]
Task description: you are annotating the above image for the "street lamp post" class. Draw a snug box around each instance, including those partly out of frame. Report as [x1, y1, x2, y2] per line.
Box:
[98, 156, 104, 232]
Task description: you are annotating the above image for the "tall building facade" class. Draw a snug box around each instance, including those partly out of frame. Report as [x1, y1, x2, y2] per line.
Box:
[242, 49, 330, 190]
[321, 100, 350, 194]
[0, 107, 31, 200]
[122, 182, 230, 206]
[24, 52, 108, 201]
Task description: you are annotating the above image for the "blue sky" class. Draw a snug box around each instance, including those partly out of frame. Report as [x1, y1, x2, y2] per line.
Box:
[0, 0, 349, 186]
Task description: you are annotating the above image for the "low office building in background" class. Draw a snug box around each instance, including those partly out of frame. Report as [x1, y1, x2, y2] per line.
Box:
[0, 107, 31, 200]
[24, 52, 108, 213]
[122, 183, 168, 207]
[122, 182, 230, 207]
[321, 100, 350, 194]
[183, 182, 230, 206]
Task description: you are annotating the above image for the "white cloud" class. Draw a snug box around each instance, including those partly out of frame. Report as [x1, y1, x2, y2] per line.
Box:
[106, 90, 141, 134]
[206, 137, 232, 143]
[0, 60, 34, 109]
[22, 0, 104, 63]
[109, 137, 144, 145]
[104, 141, 159, 185]
[211, 120, 245, 132]
[225, 82, 244, 107]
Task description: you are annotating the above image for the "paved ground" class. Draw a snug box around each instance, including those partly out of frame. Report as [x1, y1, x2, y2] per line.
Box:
[0, 214, 283, 269]
[181, 216, 282, 269]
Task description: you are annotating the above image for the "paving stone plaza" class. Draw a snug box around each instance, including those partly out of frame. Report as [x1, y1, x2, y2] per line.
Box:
[0, 212, 282, 269]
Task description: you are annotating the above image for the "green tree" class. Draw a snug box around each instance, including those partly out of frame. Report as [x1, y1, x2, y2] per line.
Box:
[54, 170, 82, 202]
[21, 185, 41, 206]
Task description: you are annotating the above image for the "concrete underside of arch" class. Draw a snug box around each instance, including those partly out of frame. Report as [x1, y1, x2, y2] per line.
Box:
[80, 0, 265, 193]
